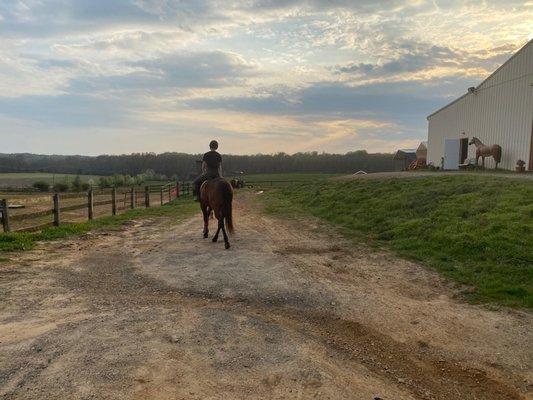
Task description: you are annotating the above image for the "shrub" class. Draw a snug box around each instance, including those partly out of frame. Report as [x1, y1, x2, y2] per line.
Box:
[33, 181, 50, 192]
[111, 174, 125, 187]
[134, 174, 145, 185]
[80, 183, 90, 191]
[124, 175, 135, 186]
[71, 175, 82, 191]
[98, 176, 111, 189]
[53, 182, 69, 192]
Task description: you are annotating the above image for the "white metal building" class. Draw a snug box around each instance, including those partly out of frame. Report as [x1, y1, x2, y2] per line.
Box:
[427, 40, 533, 170]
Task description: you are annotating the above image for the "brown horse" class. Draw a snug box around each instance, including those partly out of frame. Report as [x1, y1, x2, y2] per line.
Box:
[200, 178, 234, 249]
[469, 136, 502, 169]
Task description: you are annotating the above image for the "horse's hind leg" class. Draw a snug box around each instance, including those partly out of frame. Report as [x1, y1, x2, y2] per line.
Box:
[202, 204, 209, 238]
[221, 219, 230, 249]
[212, 218, 221, 243]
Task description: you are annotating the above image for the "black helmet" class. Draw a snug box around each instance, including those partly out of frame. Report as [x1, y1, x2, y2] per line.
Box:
[209, 140, 219, 149]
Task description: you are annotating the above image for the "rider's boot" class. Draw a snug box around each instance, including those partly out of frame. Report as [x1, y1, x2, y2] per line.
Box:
[193, 185, 200, 202]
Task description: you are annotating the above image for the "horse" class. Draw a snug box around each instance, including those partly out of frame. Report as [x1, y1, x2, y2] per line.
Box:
[200, 177, 234, 249]
[468, 136, 502, 169]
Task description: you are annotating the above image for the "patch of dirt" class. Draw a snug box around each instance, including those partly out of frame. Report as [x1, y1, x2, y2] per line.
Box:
[0, 193, 531, 399]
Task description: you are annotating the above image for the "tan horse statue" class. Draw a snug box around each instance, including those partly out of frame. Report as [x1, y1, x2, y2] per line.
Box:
[469, 136, 502, 169]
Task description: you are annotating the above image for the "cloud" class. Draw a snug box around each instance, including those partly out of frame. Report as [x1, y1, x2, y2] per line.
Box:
[0, 0, 531, 155]
[332, 41, 523, 81]
[63, 50, 258, 95]
[334, 44, 459, 76]
[185, 79, 454, 127]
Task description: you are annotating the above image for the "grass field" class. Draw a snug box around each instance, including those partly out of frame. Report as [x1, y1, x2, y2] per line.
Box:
[0, 197, 197, 252]
[0, 173, 101, 189]
[263, 175, 533, 308]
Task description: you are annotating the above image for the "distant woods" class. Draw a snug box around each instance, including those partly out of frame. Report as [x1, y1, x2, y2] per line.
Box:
[0, 151, 394, 178]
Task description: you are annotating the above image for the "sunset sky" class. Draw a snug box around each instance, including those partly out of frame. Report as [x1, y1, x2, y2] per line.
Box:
[1, 1, 531, 155]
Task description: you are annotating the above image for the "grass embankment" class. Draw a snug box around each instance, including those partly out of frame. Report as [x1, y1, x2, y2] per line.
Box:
[0, 198, 197, 253]
[241, 173, 340, 182]
[263, 175, 533, 308]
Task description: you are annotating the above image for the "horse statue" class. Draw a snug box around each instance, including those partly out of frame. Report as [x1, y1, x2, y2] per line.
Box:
[469, 136, 502, 169]
[200, 177, 234, 249]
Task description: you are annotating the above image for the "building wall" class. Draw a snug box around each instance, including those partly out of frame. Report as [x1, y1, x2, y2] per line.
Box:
[427, 41, 533, 170]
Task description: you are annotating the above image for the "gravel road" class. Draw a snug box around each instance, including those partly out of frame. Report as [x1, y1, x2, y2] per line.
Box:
[0, 192, 531, 399]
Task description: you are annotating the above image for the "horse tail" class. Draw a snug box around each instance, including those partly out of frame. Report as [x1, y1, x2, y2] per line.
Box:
[222, 181, 234, 234]
[494, 145, 502, 163]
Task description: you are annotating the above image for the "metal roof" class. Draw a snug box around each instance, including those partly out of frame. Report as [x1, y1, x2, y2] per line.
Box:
[426, 39, 533, 120]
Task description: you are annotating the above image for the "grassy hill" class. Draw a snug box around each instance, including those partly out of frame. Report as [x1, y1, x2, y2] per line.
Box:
[263, 175, 533, 308]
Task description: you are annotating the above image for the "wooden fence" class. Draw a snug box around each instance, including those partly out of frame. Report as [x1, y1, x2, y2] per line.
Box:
[0, 182, 192, 233]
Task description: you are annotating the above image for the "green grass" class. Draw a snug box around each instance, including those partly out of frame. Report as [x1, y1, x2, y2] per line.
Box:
[262, 175, 533, 308]
[0, 198, 197, 252]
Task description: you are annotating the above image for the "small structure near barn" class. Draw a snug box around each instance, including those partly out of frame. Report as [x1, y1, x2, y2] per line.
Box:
[416, 141, 428, 160]
[393, 149, 417, 171]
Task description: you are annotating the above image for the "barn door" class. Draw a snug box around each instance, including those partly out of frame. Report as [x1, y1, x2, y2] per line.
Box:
[443, 139, 460, 170]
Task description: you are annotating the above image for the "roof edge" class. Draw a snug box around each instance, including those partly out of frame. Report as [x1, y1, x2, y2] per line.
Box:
[427, 39, 533, 120]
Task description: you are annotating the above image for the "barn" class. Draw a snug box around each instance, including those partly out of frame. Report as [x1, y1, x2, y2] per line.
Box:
[427, 40, 533, 170]
[393, 149, 417, 171]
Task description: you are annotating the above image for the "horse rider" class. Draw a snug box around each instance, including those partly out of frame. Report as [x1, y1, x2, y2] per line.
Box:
[193, 140, 222, 202]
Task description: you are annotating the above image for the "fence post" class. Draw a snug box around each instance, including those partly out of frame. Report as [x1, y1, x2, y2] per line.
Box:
[1, 199, 10, 233]
[53, 194, 60, 226]
[145, 186, 150, 208]
[168, 185, 172, 202]
[176, 181, 180, 198]
[88, 190, 94, 220]
[130, 187, 136, 209]
[112, 187, 117, 216]
[160, 186, 164, 205]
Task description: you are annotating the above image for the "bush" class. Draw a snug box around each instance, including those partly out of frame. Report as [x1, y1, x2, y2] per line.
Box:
[33, 181, 50, 192]
[111, 174, 125, 187]
[98, 176, 111, 189]
[134, 174, 145, 185]
[80, 183, 90, 191]
[53, 182, 69, 192]
[71, 175, 82, 191]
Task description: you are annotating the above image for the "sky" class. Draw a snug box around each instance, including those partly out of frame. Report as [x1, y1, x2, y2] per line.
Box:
[0, 1, 531, 155]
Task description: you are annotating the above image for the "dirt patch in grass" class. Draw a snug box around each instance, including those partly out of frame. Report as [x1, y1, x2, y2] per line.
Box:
[262, 175, 533, 308]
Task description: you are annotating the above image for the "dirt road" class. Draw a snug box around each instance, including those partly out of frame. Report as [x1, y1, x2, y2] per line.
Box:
[1, 193, 531, 399]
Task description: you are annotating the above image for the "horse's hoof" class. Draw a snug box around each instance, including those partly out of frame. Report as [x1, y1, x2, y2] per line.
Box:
[203, 233, 208, 238]
[212, 237, 218, 243]
[225, 242, 230, 249]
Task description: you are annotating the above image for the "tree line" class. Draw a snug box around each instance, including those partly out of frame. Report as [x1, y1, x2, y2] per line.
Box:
[0, 151, 395, 178]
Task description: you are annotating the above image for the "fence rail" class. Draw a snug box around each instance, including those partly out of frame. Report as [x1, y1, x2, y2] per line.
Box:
[0, 181, 192, 233]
